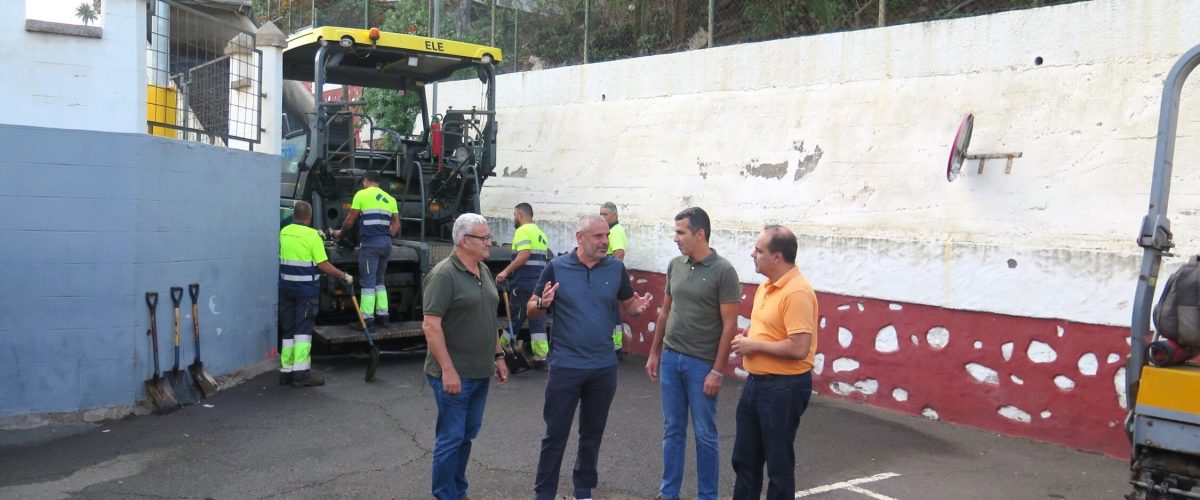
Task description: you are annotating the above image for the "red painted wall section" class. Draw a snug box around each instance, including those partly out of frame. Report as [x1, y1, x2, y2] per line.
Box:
[622, 270, 1131, 458]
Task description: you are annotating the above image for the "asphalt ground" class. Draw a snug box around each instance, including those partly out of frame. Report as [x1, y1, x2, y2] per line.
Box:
[0, 352, 1129, 499]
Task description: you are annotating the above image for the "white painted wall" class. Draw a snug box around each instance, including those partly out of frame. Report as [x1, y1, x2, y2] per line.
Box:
[0, 0, 145, 133]
[435, 0, 1200, 327]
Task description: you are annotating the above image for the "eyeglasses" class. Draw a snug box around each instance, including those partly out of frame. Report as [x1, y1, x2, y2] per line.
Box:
[464, 234, 493, 242]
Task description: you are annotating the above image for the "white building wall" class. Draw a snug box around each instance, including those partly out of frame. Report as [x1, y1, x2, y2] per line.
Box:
[436, 0, 1200, 327]
[0, 0, 145, 133]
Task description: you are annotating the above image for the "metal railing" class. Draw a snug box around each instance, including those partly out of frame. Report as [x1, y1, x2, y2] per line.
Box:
[254, 0, 1084, 75]
[147, 0, 263, 147]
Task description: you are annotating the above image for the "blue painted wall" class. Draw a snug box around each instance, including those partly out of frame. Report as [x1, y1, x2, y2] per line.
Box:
[0, 125, 279, 416]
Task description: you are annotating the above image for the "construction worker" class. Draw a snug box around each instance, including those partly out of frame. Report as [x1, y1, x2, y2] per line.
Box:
[279, 201, 352, 387]
[496, 202, 551, 361]
[601, 201, 629, 358]
[333, 170, 399, 329]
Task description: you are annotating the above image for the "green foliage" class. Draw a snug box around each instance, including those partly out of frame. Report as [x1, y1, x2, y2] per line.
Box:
[362, 87, 422, 147]
[74, 2, 98, 25]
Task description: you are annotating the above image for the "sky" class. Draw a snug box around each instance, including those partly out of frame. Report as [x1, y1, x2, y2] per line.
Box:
[26, 0, 102, 25]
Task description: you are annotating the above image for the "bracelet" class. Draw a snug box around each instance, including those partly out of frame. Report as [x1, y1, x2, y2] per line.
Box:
[495, 352, 505, 360]
[709, 369, 724, 377]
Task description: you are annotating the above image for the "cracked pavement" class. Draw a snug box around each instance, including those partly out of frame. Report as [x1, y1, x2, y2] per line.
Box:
[0, 353, 1127, 499]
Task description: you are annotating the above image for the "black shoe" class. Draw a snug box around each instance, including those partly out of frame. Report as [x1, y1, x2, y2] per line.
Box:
[348, 320, 373, 332]
[374, 316, 389, 327]
[279, 372, 292, 385]
[291, 375, 325, 387]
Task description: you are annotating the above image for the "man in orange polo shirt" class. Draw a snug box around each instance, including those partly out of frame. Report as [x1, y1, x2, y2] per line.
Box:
[729, 225, 818, 500]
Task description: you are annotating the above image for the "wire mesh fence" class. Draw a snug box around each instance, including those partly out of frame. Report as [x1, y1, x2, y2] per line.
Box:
[147, 0, 263, 147]
[252, 0, 1083, 75]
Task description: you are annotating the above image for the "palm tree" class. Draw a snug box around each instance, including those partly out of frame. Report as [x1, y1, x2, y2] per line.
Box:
[74, 3, 98, 26]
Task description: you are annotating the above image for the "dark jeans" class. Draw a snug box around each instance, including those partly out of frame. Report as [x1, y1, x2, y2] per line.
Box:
[534, 365, 618, 500]
[731, 372, 812, 500]
[426, 374, 491, 500]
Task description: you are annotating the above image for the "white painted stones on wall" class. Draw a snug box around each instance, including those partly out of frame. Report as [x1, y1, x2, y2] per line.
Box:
[965, 363, 1000, 385]
[1057, 326, 1065, 337]
[1114, 367, 1127, 409]
[1041, 410, 1052, 419]
[837, 304, 851, 311]
[1001, 342, 1014, 361]
[1027, 340, 1057, 363]
[973, 340, 983, 349]
[1107, 353, 1121, 364]
[1011, 374, 1024, 385]
[832, 358, 860, 372]
[1077, 353, 1098, 376]
[1053, 375, 1076, 391]
[875, 325, 899, 353]
[838, 327, 853, 348]
[855, 379, 879, 395]
[922, 407, 940, 420]
[829, 379, 879, 396]
[889, 304, 903, 311]
[892, 388, 909, 402]
[813, 353, 825, 375]
[910, 334, 919, 346]
[999, 405, 1032, 423]
[926, 327, 950, 350]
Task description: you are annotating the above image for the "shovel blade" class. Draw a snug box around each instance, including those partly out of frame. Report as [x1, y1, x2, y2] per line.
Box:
[145, 378, 181, 415]
[189, 362, 220, 398]
[168, 369, 200, 406]
[365, 346, 381, 382]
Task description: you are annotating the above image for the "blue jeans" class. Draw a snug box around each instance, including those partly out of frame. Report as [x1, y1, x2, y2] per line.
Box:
[731, 372, 812, 500]
[659, 349, 719, 500]
[426, 374, 491, 500]
[534, 365, 618, 500]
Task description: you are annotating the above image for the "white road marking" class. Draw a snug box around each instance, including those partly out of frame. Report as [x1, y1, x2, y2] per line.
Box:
[795, 472, 901, 498]
[847, 485, 899, 500]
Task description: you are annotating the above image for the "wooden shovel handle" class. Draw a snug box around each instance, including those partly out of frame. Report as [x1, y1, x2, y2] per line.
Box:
[170, 287, 183, 347]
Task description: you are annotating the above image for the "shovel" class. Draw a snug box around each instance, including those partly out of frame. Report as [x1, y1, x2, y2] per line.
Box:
[344, 281, 381, 382]
[167, 287, 200, 405]
[500, 290, 531, 374]
[187, 283, 219, 397]
[144, 292, 180, 415]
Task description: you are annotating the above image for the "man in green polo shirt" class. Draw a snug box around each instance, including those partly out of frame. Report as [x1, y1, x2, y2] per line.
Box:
[422, 213, 509, 500]
[645, 207, 741, 500]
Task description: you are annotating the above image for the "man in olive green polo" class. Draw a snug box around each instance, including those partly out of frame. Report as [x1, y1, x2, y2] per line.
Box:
[422, 213, 509, 500]
[645, 207, 741, 500]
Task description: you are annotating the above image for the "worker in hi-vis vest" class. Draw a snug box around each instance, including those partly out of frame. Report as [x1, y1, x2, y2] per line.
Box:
[333, 170, 400, 329]
[496, 202, 552, 361]
[279, 201, 353, 387]
[601, 201, 629, 358]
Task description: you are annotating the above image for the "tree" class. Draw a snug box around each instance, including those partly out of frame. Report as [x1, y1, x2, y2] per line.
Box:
[75, 2, 98, 25]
